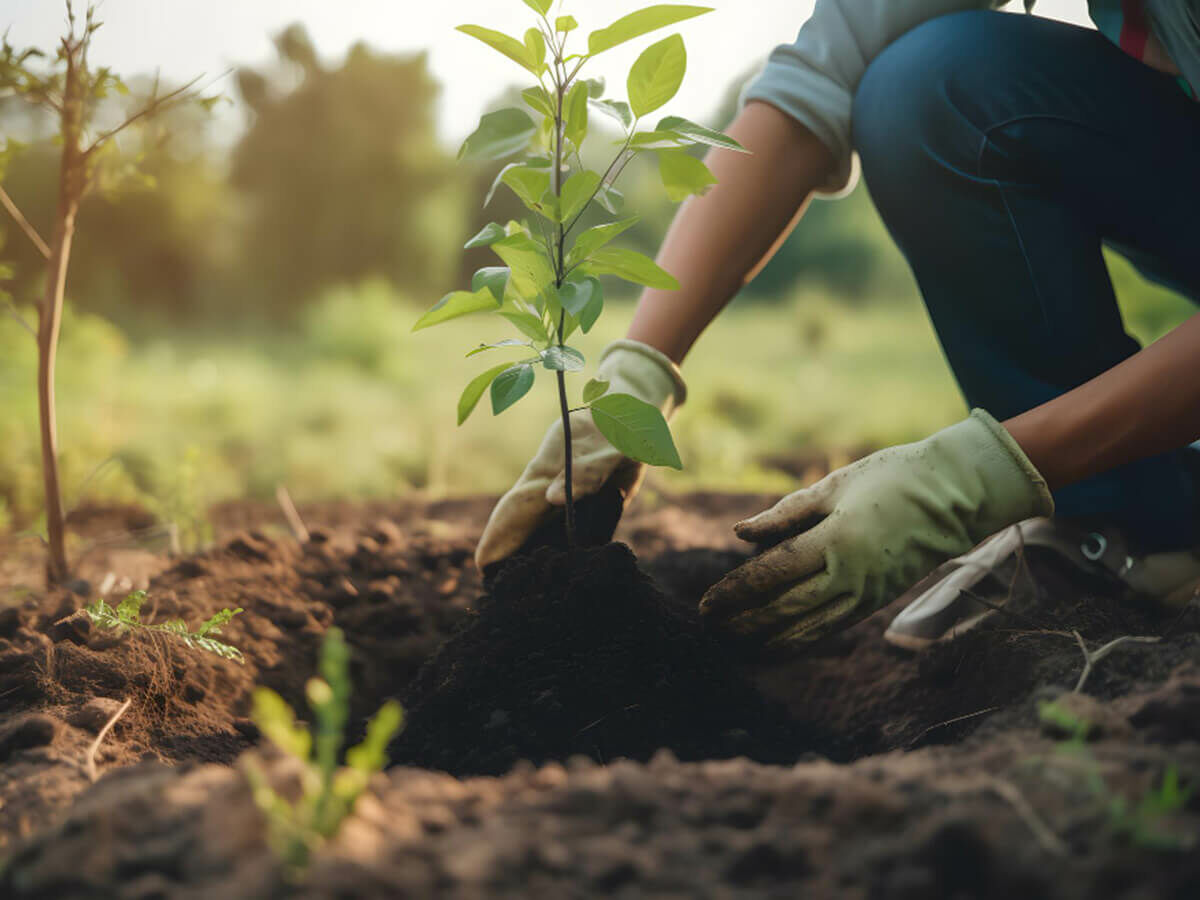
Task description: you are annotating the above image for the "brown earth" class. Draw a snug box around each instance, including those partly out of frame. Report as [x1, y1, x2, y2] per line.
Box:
[0, 492, 1198, 898]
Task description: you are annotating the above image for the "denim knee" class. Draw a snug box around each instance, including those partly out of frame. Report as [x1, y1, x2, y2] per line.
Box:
[852, 10, 1001, 195]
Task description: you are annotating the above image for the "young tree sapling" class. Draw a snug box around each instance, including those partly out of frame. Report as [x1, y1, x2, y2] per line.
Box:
[0, 2, 217, 583]
[413, 1, 747, 549]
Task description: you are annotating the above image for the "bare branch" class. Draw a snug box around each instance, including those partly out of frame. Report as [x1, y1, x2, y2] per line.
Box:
[0, 183, 51, 258]
[83, 74, 203, 156]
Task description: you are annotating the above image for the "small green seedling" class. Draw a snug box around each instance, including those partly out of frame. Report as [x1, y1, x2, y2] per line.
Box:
[244, 627, 404, 876]
[84, 590, 243, 663]
[414, 1, 746, 547]
[1104, 764, 1196, 851]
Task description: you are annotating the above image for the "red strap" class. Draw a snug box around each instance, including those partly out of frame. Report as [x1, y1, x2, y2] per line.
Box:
[1119, 0, 1149, 58]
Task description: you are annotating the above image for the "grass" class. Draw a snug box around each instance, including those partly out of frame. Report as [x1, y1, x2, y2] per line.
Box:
[0, 253, 1192, 532]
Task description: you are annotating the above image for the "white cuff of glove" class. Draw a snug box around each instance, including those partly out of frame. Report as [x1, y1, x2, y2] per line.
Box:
[597, 339, 688, 415]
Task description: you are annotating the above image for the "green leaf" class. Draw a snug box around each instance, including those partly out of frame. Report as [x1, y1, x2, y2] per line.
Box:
[522, 0, 553, 14]
[658, 149, 717, 201]
[558, 170, 602, 224]
[629, 130, 689, 150]
[464, 222, 507, 249]
[564, 82, 589, 150]
[558, 275, 596, 317]
[499, 307, 551, 343]
[595, 184, 625, 214]
[590, 99, 634, 130]
[582, 78, 606, 98]
[500, 164, 552, 212]
[456, 25, 539, 74]
[524, 28, 547, 72]
[458, 363, 513, 425]
[252, 687, 312, 761]
[657, 115, 748, 152]
[588, 5, 712, 55]
[579, 283, 604, 333]
[491, 234, 557, 305]
[491, 364, 536, 415]
[117, 590, 146, 625]
[196, 607, 243, 637]
[521, 86, 554, 118]
[471, 266, 510, 302]
[541, 345, 586, 371]
[345, 700, 404, 775]
[466, 338, 531, 357]
[412, 287, 500, 331]
[556, 15, 578, 32]
[583, 377, 610, 403]
[459, 108, 537, 161]
[586, 247, 679, 289]
[628, 34, 687, 117]
[484, 157, 550, 207]
[567, 217, 639, 267]
[590, 393, 682, 468]
[558, 274, 605, 334]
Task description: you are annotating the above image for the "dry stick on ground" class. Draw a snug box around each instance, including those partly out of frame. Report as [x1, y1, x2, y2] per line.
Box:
[905, 706, 1001, 749]
[1071, 630, 1161, 693]
[84, 697, 131, 782]
[983, 775, 1070, 857]
[275, 483, 310, 543]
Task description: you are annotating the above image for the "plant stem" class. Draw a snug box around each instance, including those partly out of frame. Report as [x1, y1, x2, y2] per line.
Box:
[550, 43, 576, 551]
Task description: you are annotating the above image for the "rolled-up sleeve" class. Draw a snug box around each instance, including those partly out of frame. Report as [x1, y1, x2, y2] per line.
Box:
[740, 0, 1003, 195]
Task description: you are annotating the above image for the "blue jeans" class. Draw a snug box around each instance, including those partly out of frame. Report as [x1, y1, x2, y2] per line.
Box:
[852, 10, 1200, 552]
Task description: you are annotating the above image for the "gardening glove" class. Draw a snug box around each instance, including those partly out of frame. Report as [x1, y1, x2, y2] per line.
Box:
[699, 409, 1054, 649]
[474, 339, 687, 571]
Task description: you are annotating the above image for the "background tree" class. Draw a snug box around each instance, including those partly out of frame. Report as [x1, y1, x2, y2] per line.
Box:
[0, 2, 211, 583]
[231, 26, 462, 315]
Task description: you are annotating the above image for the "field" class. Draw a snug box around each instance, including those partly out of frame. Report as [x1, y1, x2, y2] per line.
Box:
[0, 256, 1198, 896]
[1, 250, 1188, 535]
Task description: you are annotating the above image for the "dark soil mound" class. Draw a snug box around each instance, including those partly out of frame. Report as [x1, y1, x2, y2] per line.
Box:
[394, 542, 800, 775]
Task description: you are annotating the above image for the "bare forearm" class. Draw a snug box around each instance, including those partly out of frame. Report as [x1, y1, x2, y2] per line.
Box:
[625, 100, 835, 364]
[1005, 312, 1200, 490]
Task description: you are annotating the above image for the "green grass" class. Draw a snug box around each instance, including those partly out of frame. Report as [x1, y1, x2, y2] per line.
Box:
[0, 256, 1192, 531]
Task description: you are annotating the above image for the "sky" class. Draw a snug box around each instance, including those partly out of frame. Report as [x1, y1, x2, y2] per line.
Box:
[5, 1, 1091, 148]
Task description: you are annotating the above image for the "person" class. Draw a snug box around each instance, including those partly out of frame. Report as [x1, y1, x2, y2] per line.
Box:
[475, 1, 1200, 653]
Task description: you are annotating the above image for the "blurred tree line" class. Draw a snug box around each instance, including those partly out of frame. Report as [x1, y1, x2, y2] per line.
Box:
[0, 24, 911, 331]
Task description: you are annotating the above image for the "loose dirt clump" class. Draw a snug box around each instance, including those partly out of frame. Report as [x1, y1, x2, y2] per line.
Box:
[395, 542, 799, 775]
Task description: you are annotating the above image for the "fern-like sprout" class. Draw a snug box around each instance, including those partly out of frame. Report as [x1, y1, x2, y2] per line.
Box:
[84, 590, 244, 663]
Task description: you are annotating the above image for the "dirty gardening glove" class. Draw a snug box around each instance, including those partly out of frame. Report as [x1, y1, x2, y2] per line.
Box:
[474, 339, 687, 572]
[699, 409, 1054, 649]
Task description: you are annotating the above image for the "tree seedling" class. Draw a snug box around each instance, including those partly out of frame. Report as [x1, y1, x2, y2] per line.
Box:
[0, 2, 217, 584]
[413, 1, 746, 548]
[244, 627, 404, 877]
[84, 590, 244, 663]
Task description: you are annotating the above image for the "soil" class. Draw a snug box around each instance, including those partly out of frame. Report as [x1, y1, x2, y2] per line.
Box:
[0, 492, 1198, 898]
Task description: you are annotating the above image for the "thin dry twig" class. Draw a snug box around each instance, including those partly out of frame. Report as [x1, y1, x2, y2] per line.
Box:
[1072, 630, 1161, 693]
[905, 706, 1001, 748]
[3, 295, 36, 338]
[275, 483, 310, 543]
[83, 75, 204, 156]
[983, 775, 1069, 857]
[85, 697, 131, 782]
[0, 183, 51, 259]
[958, 586, 1046, 632]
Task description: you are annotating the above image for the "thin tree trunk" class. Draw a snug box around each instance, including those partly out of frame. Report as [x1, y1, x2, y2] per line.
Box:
[38, 199, 78, 584]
